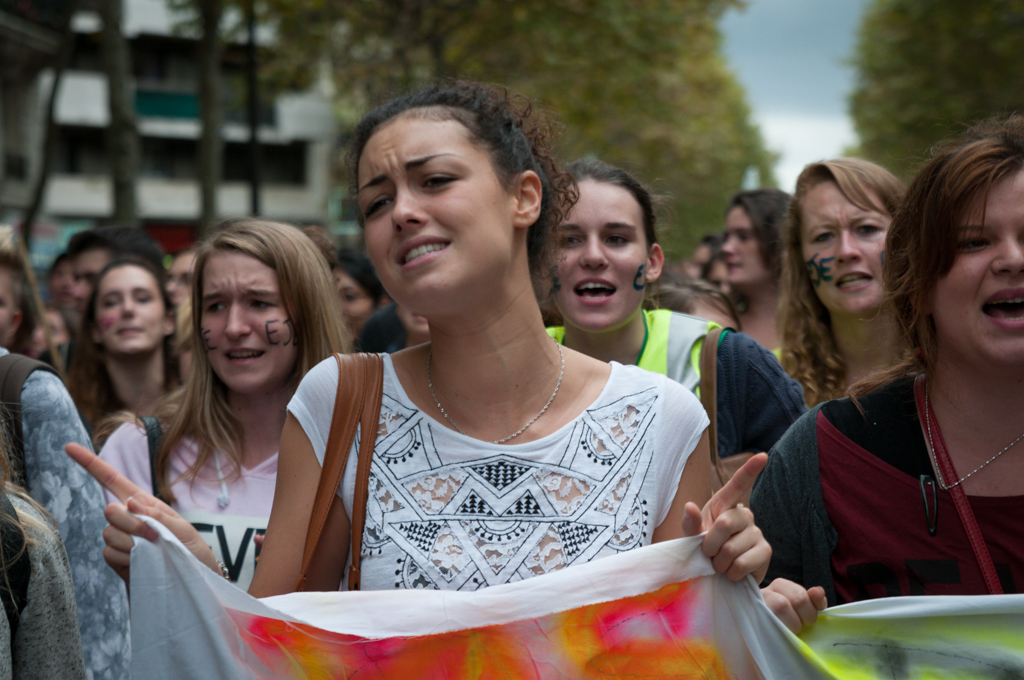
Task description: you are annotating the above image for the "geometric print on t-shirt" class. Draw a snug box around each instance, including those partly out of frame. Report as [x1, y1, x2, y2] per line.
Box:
[357, 387, 661, 590]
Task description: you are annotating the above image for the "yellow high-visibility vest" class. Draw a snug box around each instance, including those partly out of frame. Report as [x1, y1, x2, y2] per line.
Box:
[548, 309, 720, 397]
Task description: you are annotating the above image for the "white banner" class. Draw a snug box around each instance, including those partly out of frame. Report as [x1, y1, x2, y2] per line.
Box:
[128, 518, 1024, 679]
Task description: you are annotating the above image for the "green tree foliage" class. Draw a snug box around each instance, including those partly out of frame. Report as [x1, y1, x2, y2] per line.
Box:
[851, 0, 1024, 178]
[261, 0, 775, 258]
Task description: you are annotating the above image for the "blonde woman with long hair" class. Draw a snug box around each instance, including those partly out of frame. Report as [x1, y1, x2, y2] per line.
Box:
[95, 219, 349, 589]
[778, 159, 904, 406]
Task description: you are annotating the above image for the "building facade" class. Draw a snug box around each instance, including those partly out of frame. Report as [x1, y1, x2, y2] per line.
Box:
[1, 0, 337, 261]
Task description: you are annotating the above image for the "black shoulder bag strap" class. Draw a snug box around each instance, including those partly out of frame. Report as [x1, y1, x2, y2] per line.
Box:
[139, 416, 167, 502]
[0, 354, 59, 490]
[0, 493, 30, 641]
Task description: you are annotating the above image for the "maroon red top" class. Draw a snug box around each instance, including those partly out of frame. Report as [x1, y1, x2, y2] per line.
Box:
[817, 411, 1024, 603]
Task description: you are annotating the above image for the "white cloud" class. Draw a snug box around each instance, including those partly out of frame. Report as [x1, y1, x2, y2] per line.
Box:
[719, 0, 870, 193]
[758, 113, 858, 193]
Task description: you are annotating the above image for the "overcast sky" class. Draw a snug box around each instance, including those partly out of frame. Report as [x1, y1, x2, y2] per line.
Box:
[720, 0, 871, 192]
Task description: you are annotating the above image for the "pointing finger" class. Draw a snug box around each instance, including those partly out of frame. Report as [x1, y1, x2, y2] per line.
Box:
[66, 442, 148, 503]
[707, 453, 767, 520]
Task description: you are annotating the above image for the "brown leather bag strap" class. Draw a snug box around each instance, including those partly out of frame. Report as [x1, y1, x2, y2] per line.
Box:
[345, 354, 383, 591]
[294, 352, 383, 592]
[699, 327, 723, 476]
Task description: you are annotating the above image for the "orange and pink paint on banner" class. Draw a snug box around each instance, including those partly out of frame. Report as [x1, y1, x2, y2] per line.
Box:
[230, 580, 731, 679]
[129, 519, 791, 679]
[129, 516, 1024, 680]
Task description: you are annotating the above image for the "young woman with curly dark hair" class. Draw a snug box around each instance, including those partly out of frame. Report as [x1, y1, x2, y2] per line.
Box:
[75, 81, 820, 631]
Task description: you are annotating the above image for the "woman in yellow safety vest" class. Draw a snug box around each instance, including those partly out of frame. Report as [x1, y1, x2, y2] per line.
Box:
[546, 159, 807, 459]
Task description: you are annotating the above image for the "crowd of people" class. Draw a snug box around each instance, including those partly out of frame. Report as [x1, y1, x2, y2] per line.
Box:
[0, 80, 1018, 676]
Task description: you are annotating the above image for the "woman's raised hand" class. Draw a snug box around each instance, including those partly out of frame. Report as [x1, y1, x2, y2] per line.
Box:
[678, 453, 826, 633]
[65, 443, 219, 583]
[681, 452, 771, 583]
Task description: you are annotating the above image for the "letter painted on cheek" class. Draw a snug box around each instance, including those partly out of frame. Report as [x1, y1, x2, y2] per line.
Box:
[265, 320, 281, 345]
[805, 253, 835, 289]
[98, 315, 117, 331]
[548, 265, 562, 295]
[201, 327, 217, 351]
[632, 265, 646, 291]
[283, 319, 296, 347]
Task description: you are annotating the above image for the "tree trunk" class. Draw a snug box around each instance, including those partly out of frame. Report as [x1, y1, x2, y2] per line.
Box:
[22, 0, 81, 249]
[197, 0, 224, 237]
[246, 0, 261, 217]
[97, 0, 139, 225]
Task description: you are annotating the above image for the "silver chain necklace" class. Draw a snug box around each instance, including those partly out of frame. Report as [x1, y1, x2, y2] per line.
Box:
[427, 340, 564, 444]
[925, 387, 1024, 490]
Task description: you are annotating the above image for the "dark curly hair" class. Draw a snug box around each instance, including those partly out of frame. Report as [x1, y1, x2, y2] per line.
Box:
[348, 81, 576, 283]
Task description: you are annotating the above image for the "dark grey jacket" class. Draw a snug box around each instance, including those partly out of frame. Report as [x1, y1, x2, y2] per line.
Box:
[750, 405, 841, 605]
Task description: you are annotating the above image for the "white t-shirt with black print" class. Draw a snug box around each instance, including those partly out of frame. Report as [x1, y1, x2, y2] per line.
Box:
[288, 354, 708, 592]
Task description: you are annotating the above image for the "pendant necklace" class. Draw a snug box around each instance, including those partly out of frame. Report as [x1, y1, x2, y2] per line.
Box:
[924, 387, 1024, 490]
[427, 340, 564, 444]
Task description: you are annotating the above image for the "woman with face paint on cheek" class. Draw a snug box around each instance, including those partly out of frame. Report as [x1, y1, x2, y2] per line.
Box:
[547, 161, 665, 366]
[545, 159, 816, 629]
[76, 220, 350, 591]
[754, 116, 1024, 609]
[67, 258, 180, 440]
[778, 158, 904, 407]
[547, 158, 806, 461]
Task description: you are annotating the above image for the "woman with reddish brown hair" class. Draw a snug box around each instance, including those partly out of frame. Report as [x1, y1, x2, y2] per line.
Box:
[754, 115, 1024, 606]
[778, 158, 904, 406]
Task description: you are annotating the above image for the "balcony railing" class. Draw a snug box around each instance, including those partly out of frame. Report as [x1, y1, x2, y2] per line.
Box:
[135, 90, 198, 119]
[134, 89, 276, 126]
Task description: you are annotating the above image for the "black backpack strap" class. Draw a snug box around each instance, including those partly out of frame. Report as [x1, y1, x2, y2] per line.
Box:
[0, 494, 30, 640]
[0, 354, 59, 490]
[139, 416, 166, 502]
